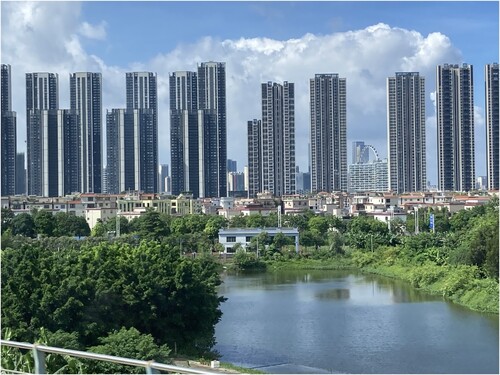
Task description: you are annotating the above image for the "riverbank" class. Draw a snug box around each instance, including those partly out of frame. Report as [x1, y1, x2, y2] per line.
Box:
[263, 256, 499, 314]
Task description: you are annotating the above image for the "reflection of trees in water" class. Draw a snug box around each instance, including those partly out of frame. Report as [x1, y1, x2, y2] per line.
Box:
[316, 288, 350, 300]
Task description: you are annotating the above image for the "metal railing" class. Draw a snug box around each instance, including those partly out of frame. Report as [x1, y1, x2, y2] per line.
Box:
[0, 340, 219, 374]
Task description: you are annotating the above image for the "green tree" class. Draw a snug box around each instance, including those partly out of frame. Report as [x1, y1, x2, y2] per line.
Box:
[53, 213, 90, 237]
[34, 210, 55, 237]
[135, 209, 169, 240]
[86, 327, 171, 374]
[1, 207, 14, 234]
[11, 213, 36, 238]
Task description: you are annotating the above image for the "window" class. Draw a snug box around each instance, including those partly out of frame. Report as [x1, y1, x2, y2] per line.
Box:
[226, 236, 236, 242]
[246, 236, 252, 242]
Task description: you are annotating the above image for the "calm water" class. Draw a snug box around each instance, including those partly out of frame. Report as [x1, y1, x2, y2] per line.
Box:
[214, 270, 499, 374]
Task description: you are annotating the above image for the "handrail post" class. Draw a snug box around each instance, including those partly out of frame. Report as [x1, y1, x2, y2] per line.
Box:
[145, 360, 159, 374]
[33, 344, 46, 374]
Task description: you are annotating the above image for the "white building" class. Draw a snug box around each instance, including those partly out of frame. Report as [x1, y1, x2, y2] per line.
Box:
[218, 227, 299, 253]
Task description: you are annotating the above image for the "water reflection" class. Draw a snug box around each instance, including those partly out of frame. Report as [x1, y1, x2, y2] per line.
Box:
[216, 269, 499, 374]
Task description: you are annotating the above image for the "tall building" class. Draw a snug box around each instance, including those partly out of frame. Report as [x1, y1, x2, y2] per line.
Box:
[1, 64, 16, 196]
[15, 152, 26, 195]
[170, 71, 199, 197]
[106, 108, 133, 194]
[310, 74, 347, 193]
[387, 72, 426, 193]
[26, 72, 59, 196]
[261, 81, 296, 196]
[485, 63, 499, 191]
[197, 62, 227, 198]
[158, 164, 169, 193]
[169, 62, 227, 198]
[352, 141, 368, 164]
[436, 64, 475, 192]
[57, 109, 80, 196]
[348, 159, 389, 193]
[227, 159, 237, 173]
[247, 119, 262, 197]
[126, 72, 158, 193]
[70, 72, 102, 193]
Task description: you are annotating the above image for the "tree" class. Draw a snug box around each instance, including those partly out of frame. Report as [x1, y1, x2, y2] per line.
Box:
[34, 210, 55, 237]
[11, 213, 36, 237]
[86, 327, 171, 374]
[1, 207, 14, 234]
[135, 209, 169, 240]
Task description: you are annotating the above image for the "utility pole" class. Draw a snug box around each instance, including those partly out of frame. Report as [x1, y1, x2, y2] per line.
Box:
[415, 207, 419, 234]
[116, 209, 121, 237]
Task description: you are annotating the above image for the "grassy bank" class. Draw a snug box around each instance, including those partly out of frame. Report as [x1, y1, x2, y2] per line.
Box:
[361, 262, 499, 314]
[261, 254, 499, 314]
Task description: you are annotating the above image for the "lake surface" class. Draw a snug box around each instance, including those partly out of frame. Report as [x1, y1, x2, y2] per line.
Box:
[214, 270, 499, 374]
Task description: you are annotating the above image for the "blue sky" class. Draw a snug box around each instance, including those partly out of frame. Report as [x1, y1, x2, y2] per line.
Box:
[2, 1, 499, 186]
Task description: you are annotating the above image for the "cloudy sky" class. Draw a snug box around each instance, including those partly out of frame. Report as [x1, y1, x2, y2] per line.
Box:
[1, 0, 498, 185]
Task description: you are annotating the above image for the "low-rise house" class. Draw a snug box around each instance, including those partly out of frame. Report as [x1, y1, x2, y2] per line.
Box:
[218, 227, 299, 253]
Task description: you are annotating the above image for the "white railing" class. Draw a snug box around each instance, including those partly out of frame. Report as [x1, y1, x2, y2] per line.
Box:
[0, 339, 219, 374]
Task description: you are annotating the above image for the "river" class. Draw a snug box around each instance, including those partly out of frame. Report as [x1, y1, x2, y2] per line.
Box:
[214, 270, 499, 374]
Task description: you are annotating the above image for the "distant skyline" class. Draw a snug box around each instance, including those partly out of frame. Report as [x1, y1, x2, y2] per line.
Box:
[1, 1, 498, 186]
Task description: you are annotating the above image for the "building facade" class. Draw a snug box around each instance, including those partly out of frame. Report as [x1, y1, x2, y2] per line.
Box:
[310, 74, 347, 193]
[170, 71, 199, 197]
[247, 119, 262, 197]
[436, 64, 475, 192]
[387, 72, 426, 193]
[57, 109, 80, 196]
[261, 81, 296, 196]
[197, 61, 227, 198]
[1, 64, 16, 196]
[352, 141, 368, 164]
[125, 72, 158, 193]
[70, 72, 102, 193]
[15, 152, 26, 195]
[485, 63, 499, 191]
[348, 159, 389, 193]
[26, 72, 59, 196]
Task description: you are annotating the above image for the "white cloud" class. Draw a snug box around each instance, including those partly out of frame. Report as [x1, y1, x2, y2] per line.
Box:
[78, 21, 107, 40]
[3, 2, 475, 186]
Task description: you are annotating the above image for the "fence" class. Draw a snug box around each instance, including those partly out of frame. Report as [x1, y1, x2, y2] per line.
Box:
[0, 339, 219, 374]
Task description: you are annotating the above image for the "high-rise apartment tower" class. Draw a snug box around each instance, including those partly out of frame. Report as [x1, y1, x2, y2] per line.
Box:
[387, 72, 426, 193]
[310, 74, 347, 193]
[70, 72, 102, 193]
[436, 64, 475, 192]
[485, 63, 499, 191]
[260, 81, 296, 196]
[1, 64, 16, 196]
[26, 72, 59, 196]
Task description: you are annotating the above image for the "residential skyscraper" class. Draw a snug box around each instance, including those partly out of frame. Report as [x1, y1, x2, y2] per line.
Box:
[169, 63, 227, 198]
[436, 64, 475, 192]
[387, 72, 426, 193]
[158, 164, 169, 193]
[15, 152, 26, 195]
[1, 64, 16, 196]
[106, 108, 134, 194]
[70, 72, 102, 193]
[57, 109, 80, 196]
[310, 74, 347, 193]
[485, 63, 499, 191]
[227, 159, 237, 173]
[352, 141, 368, 164]
[26, 72, 59, 196]
[126, 72, 158, 193]
[247, 119, 262, 197]
[197, 61, 227, 198]
[170, 71, 199, 197]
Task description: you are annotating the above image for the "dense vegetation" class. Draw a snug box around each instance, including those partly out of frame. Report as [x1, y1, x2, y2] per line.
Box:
[1, 210, 230, 373]
[1, 196, 498, 372]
